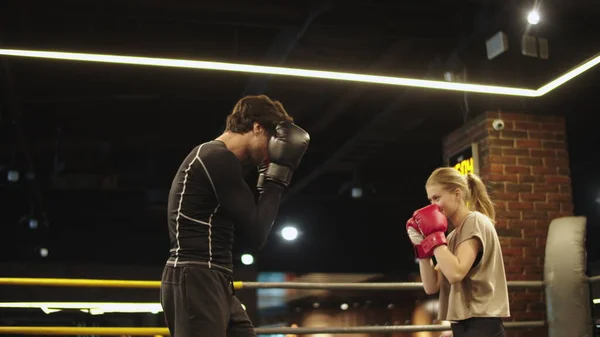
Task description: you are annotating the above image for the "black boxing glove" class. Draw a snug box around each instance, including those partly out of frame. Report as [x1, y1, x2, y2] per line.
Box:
[256, 161, 268, 195]
[258, 122, 310, 188]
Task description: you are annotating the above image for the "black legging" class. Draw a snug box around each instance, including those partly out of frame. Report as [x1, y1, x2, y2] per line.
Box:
[450, 317, 505, 337]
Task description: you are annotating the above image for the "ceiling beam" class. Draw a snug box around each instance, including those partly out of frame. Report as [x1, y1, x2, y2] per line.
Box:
[5, 0, 307, 30]
[283, 117, 425, 202]
[308, 38, 415, 134]
[284, 3, 516, 200]
[241, 1, 333, 96]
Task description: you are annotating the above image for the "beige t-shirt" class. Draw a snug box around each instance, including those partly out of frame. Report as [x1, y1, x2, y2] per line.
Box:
[437, 211, 510, 321]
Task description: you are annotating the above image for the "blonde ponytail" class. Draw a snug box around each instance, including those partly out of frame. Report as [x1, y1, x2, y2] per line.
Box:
[426, 168, 496, 224]
[466, 173, 496, 223]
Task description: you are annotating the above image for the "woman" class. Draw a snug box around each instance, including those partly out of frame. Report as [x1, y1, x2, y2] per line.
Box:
[408, 167, 510, 337]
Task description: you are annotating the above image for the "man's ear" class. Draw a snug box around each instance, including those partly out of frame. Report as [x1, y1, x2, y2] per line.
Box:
[253, 122, 264, 134]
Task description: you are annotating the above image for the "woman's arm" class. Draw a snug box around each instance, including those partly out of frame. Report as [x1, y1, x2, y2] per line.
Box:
[433, 238, 481, 284]
[419, 258, 441, 294]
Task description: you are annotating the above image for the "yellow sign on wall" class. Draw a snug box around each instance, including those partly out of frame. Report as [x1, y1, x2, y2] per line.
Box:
[448, 143, 479, 176]
[454, 157, 475, 175]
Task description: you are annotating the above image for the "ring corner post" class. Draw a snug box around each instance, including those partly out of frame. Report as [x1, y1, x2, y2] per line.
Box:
[544, 216, 593, 337]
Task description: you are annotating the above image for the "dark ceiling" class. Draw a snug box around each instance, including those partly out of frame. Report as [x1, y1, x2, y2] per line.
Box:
[1, 0, 599, 275]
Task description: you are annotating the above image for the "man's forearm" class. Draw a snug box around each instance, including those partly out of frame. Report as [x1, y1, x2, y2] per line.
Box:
[249, 182, 285, 249]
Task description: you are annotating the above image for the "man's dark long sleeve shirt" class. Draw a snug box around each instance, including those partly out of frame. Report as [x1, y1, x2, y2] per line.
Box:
[166, 140, 283, 273]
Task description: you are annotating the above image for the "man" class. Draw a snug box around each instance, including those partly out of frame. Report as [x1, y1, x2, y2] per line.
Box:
[160, 94, 310, 337]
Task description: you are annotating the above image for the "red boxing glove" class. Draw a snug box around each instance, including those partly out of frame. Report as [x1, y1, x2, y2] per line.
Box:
[406, 217, 430, 259]
[412, 204, 448, 256]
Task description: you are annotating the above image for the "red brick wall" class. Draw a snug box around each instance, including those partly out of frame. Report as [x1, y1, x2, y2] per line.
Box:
[442, 111, 573, 337]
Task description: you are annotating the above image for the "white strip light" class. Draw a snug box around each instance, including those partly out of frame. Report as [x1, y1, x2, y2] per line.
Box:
[0, 302, 163, 315]
[536, 53, 600, 96]
[0, 48, 598, 97]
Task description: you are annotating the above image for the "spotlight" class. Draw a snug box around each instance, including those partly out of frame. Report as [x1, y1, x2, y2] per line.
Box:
[527, 10, 540, 25]
[39, 248, 49, 258]
[241, 254, 254, 266]
[281, 226, 298, 241]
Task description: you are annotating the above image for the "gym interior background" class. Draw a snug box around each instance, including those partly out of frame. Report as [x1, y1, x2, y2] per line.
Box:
[0, 1, 599, 337]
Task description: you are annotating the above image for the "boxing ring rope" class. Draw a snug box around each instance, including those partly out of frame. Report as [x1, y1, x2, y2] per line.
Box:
[589, 275, 600, 284]
[0, 277, 546, 290]
[0, 321, 548, 336]
[0, 216, 594, 336]
[0, 277, 550, 336]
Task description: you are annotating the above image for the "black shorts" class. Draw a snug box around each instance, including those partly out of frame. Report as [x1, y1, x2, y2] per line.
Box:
[160, 264, 256, 337]
[450, 317, 505, 337]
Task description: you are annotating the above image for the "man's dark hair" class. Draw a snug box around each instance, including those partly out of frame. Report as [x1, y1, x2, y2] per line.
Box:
[225, 95, 294, 135]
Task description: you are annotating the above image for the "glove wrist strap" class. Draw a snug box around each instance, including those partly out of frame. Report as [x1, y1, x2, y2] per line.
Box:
[264, 163, 293, 187]
[257, 174, 266, 191]
[420, 232, 447, 256]
[414, 245, 431, 260]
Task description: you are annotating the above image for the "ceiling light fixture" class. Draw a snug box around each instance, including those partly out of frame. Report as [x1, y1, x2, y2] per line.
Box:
[0, 48, 598, 97]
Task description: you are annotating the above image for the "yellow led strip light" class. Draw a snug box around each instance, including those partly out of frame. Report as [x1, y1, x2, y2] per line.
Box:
[0, 48, 598, 97]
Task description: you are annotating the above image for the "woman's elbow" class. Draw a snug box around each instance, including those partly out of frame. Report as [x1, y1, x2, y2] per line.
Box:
[424, 288, 438, 295]
[447, 273, 466, 285]
[423, 285, 439, 295]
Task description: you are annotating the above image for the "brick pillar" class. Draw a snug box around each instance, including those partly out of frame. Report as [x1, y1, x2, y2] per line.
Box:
[442, 111, 573, 337]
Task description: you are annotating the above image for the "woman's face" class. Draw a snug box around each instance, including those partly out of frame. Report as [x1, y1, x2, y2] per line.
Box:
[426, 183, 460, 219]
